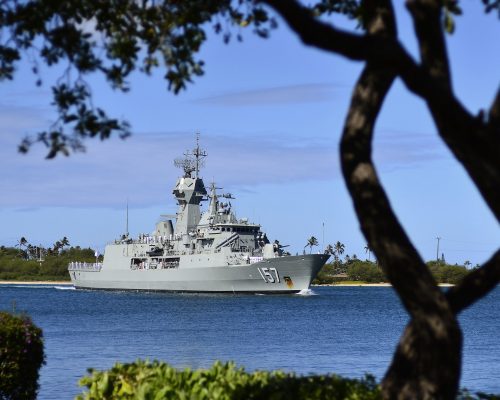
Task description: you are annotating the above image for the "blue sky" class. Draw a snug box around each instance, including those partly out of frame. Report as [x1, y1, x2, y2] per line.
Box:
[0, 2, 498, 266]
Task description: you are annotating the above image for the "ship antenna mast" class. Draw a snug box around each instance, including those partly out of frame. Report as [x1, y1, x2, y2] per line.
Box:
[193, 132, 207, 178]
[126, 198, 129, 237]
[195, 133, 200, 177]
[174, 133, 207, 178]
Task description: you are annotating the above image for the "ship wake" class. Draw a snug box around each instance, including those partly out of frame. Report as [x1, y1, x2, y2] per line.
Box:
[296, 288, 316, 296]
[54, 286, 76, 290]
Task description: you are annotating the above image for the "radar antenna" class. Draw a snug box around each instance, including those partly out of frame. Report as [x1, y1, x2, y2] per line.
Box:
[174, 133, 207, 178]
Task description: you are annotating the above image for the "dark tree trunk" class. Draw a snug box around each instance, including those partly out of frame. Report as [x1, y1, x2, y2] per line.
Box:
[339, 60, 463, 399]
[262, 0, 500, 398]
[383, 314, 462, 399]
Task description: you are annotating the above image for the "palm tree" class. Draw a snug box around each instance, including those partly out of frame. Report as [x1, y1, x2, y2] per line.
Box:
[27, 244, 36, 259]
[52, 240, 61, 253]
[333, 241, 345, 258]
[324, 244, 334, 255]
[60, 236, 70, 251]
[331, 241, 345, 271]
[304, 236, 319, 254]
[17, 237, 28, 259]
[364, 244, 372, 261]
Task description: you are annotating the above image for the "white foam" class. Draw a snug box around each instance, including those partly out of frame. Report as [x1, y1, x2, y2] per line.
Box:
[296, 288, 316, 296]
[54, 286, 76, 290]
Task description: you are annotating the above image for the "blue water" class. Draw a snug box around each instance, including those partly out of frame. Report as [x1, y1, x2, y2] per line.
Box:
[0, 285, 499, 398]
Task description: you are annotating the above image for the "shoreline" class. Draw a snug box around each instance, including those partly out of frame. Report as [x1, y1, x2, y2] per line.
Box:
[312, 283, 455, 287]
[0, 280, 73, 285]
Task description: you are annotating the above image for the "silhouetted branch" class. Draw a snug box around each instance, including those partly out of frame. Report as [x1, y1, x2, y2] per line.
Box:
[261, 0, 466, 116]
[263, 0, 500, 220]
[336, 1, 450, 318]
[406, 0, 451, 89]
[340, 63, 451, 318]
[261, 0, 371, 60]
[447, 249, 500, 314]
[489, 86, 500, 129]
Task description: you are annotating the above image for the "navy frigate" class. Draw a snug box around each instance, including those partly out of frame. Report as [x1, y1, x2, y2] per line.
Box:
[68, 136, 329, 293]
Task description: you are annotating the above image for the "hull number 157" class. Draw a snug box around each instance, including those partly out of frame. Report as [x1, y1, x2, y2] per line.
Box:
[257, 267, 280, 283]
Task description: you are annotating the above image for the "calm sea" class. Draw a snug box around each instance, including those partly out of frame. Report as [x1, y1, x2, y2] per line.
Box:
[0, 285, 498, 399]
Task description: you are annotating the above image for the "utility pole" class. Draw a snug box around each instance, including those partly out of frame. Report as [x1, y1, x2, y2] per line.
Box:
[436, 237, 441, 262]
[37, 244, 44, 266]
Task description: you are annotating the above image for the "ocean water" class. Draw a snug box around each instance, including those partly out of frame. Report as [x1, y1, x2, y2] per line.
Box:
[0, 285, 499, 399]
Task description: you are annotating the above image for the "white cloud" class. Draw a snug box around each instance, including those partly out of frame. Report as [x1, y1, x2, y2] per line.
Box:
[0, 104, 48, 138]
[0, 132, 338, 208]
[0, 128, 449, 209]
[0, 95, 449, 210]
[374, 129, 446, 169]
[192, 83, 346, 106]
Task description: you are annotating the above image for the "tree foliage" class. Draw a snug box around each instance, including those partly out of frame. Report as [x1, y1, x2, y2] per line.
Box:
[427, 261, 469, 285]
[0, 0, 278, 158]
[0, 312, 45, 400]
[305, 236, 319, 253]
[347, 260, 385, 283]
[0, 245, 97, 281]
[77, 360, 381, 400]
[314, 259, 470, 284]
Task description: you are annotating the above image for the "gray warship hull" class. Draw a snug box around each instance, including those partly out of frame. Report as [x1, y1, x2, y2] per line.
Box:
[70, 253, 328, 293]
[69, 136, 329, 293]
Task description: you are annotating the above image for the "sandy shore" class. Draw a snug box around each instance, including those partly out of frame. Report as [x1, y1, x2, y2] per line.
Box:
[313, 283, 391, 287]
[313, 283, 454, 287]
[0, 280, 73, 285]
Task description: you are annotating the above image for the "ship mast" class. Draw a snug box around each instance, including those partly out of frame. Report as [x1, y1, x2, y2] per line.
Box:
[193, 132, 207, 178]
[126, 198, 129, 237]
[174, 133, 207, 178]
[172, 134, 208, 235]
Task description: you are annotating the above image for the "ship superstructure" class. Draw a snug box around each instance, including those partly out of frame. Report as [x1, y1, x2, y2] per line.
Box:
[69, 136, 329, 293]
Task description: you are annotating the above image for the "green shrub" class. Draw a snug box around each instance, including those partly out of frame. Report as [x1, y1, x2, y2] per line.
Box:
[0, 246, 98, 281]
[14, 261, 39, 277]
[313, 266, 337, 284]
[0, 312, 45, 400]
[77, 360, 381, 400]
[347, 261, 386, 283]
[426, 261, 469, 284]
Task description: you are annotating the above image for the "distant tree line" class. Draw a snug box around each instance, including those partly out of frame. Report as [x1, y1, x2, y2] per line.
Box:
[0, 237, 99, 281]
[314, 241, 470, 285]
[14, 236, 71, 260]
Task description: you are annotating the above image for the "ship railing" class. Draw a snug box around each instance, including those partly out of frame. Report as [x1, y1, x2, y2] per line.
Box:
[68, 262, 103, 272]
[117, 235, 183, 245]
[130, 262, 179, 270]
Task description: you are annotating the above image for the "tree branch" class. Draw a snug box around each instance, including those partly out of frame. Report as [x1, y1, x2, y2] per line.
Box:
[406, 0, 452, 89]
[489, 86, 500, 129]
[340, 62, 452, 318]
[335, 0, 451, 318]
[404, 1, 500, 221]
[261, 0, 461, 111]
[262, 0, 500, 221]
[260, 0, 371, 60]
[446, 249, 500, 314]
